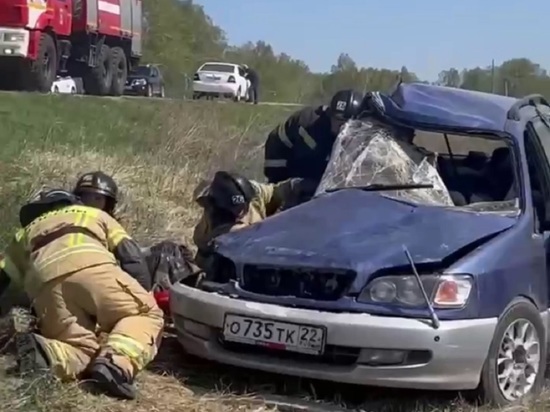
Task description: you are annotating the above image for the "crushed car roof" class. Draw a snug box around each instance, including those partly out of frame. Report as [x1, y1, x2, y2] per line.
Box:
[379, 83, 519, 133]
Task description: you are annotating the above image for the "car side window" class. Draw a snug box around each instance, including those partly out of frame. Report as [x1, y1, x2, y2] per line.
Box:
[151, 68, 157, 78]
[238, 67, 245, 77]
[532, 118, 550, 165]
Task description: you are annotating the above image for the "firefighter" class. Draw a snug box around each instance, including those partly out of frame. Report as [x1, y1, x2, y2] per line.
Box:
[242, 64, 259, 104]
[73, 170, 119, 216]
[264, 89, 363, 184]
[0, 189, 164, 400]
[193, 171, 315, 266]
[72, 171, 155, 291]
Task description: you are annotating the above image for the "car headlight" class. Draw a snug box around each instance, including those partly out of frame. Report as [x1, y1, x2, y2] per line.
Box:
[357, 274, 473, 308]
[4, 32, 25, 42]
[132, 78, 146, 86]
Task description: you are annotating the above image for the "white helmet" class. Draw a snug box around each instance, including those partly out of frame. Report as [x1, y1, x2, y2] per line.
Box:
[242, 64, 249, 70]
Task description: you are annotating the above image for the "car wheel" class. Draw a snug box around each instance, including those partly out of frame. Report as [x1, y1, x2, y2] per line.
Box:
[53, 86, 59, 93]
[70, 87, 76, 94]
[233, 88, 241, 102]
[159, 86, 165, 98]
[146, 84, 152, 98]
[475, 298, 546, 406]
[192, 93, 199, 100]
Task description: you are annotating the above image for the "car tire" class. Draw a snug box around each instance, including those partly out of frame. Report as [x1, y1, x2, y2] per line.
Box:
[109, 46, 127, 96]
[146, 84, 152, 98]
[158, 86, 165, 98]
[70, 87, 76, 94]
[475, 298, 546, 407]
[83, 44, 112, 96]
[23, 33, 57, 93]
[53, 86, 59, 93]
[233, 88, 241, 102]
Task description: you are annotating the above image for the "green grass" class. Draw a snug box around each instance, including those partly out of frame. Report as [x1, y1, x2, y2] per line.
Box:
[0, 93, 295, 247]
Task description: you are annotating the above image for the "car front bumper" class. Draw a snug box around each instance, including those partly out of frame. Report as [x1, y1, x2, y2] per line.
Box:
[124, 84, 148, 95]
[170, 284, 497, 390]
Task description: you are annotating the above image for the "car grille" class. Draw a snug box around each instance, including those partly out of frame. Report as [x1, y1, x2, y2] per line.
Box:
[240, 266, 355, 301]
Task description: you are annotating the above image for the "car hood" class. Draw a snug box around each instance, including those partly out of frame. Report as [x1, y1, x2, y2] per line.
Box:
[215, 190, 516, 274]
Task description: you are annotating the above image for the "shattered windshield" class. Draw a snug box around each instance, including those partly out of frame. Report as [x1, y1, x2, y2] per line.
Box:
[315, 119, 520, 214]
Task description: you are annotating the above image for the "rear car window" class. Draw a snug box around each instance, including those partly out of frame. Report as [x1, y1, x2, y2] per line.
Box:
[200, 64, 235, 73]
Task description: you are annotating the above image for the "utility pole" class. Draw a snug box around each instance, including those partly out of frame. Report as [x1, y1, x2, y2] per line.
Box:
[491, 59, 495, 93]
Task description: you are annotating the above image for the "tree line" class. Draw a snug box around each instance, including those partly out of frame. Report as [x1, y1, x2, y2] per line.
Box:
[144, 0, 550, 102]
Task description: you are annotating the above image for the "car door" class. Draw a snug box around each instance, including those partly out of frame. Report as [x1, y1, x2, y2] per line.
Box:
[526, 115, 550, 302]
[149, 67, 159, 93]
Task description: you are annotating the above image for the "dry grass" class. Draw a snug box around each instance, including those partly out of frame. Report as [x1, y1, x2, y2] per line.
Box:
[0, 93, 547, 411]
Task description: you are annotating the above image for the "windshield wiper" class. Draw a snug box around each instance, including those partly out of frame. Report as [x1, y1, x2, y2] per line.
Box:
[325, 183, 434, 193]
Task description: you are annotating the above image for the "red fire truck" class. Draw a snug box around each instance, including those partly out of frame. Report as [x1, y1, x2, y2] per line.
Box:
[0, 0, 142, 96]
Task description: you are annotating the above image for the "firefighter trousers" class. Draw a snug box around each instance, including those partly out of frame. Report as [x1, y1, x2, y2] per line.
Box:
[31, 263, 165, 381]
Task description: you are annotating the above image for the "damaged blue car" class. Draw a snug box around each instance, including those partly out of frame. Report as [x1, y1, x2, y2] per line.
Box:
[171, 82, 550, 406]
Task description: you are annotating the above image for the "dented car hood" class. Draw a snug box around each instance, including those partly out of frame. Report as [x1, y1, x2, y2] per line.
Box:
[215, 190, 516, 274]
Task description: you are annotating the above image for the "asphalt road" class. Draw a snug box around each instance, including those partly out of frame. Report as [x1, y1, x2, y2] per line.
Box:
[109, 94, 305, 106]
[0, 89, 304, 106]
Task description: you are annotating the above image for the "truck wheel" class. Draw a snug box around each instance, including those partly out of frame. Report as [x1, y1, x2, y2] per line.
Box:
[109, 47, 127, 96]
[24, 33, 57, 92]
[475, 298, 546, 406]
[84, 44, 112, 96]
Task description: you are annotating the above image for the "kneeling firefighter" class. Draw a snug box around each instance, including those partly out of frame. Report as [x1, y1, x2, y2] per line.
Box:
[193, 171, 316, 267]
[0, 189, 164, 400]
[72, 170, 152, 292]
[73, 171, 198, 314]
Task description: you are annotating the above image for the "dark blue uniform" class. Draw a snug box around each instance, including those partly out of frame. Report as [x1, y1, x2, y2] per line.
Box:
[264, 105, 337, 183]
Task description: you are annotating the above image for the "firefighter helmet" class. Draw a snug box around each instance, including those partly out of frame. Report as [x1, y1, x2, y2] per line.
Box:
[19, 189, 80, 227]
[208, 171, 256, 217]
[329, 89, 363, 120]
[74, 171, 118, 201]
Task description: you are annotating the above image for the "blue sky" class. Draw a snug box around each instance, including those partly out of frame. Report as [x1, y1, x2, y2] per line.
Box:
[194, 0, 550, 82]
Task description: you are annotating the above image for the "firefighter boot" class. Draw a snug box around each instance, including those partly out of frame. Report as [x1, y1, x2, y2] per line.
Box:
[14, 332, 51, 375]
[89, 354, 137, 400]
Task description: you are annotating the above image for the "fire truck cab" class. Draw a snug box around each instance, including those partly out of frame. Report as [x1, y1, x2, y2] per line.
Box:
[0, 0, 142, 96]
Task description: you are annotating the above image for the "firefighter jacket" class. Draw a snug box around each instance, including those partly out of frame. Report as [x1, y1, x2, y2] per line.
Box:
[193, 178, 299, 260]
[264, 105, 337, 183]
[0, 205, 152, 299]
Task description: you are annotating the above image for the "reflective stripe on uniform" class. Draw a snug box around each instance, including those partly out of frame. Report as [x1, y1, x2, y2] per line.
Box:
[264, 159, 287, 168]
[69, 208, 100, 247]
[42, 339, 77, 380]
[15, 229, 25, 242]
[106, 333, 155, 370]
[277, 124, 293, 148]
[35, 245, 112, 272]
[1, 255, 23, 287]
[298, 126, 317, 149]
[107, 228, 129, 250]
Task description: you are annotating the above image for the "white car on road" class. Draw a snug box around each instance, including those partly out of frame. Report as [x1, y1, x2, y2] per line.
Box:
[50, 76, 80, 94]
[192, 62, 250, 102]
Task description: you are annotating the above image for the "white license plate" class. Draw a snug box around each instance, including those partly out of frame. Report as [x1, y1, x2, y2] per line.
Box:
[223, 314, 326, 355]
[124, 85, 133, 90]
